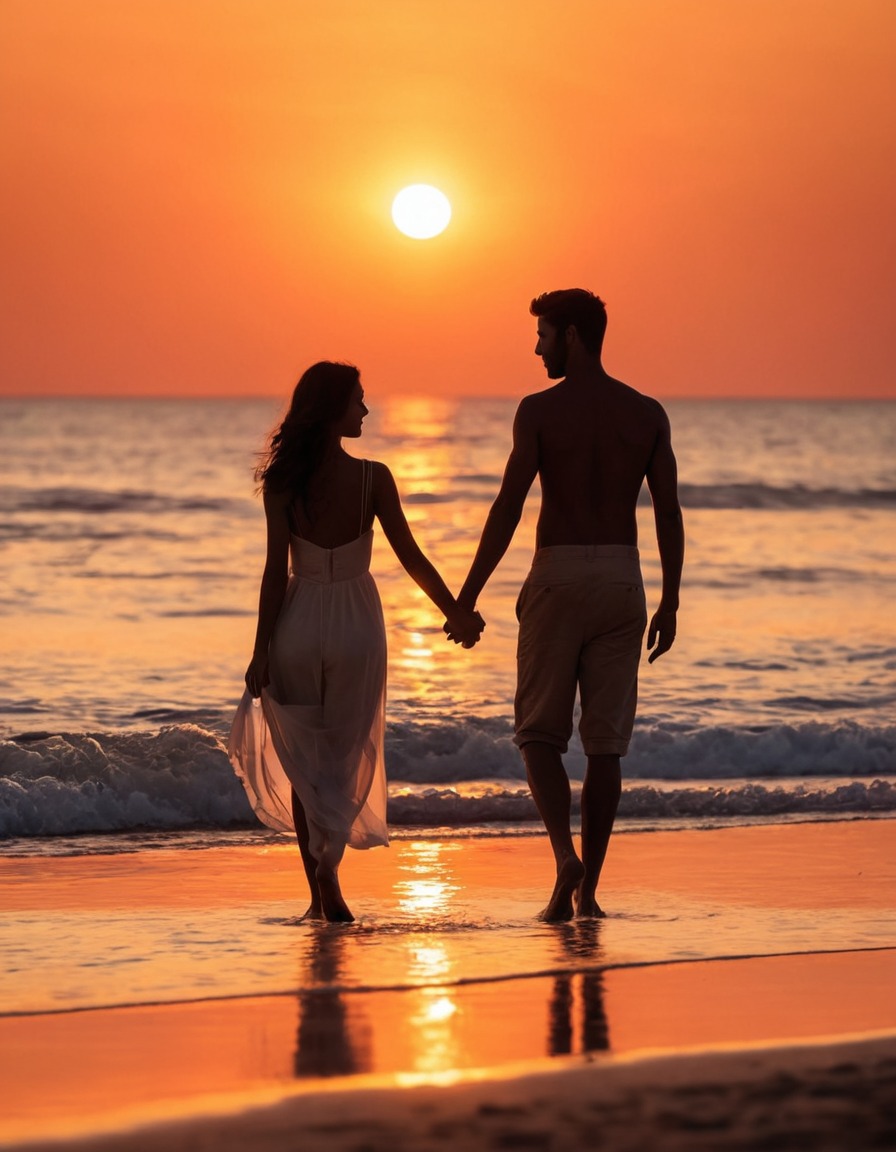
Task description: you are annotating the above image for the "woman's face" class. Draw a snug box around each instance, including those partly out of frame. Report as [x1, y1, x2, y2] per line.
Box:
[333, 379, 368, 439]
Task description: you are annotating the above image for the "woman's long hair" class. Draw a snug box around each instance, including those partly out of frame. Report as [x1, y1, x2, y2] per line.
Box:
[256, 362, 361, 509]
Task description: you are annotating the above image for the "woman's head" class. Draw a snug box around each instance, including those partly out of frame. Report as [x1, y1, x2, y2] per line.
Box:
[284, 361, 362, 433]
[256, 361, 365, 497]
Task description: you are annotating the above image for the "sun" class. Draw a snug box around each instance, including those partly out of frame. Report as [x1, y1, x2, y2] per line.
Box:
[391, 184, 452, 239]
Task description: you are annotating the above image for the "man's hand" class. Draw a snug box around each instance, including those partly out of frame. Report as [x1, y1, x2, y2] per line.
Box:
[443, 608, 486, 649]
[647, 608, 677, 663]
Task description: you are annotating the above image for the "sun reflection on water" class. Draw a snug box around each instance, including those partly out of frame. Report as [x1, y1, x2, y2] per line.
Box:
[407, 984, 461, 1073]
[407, 940, 453, 983]
[405, 941, 461, 1074]
[364, 393, 524, 719]
[376, 395, 457, 451]
[420, 994, 458, 1024]
[394, 841, 460, 922]
[391, 842, 465, 1071]
[398, 629, 434, 670]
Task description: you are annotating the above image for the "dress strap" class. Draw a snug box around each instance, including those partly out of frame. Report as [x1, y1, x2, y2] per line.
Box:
[360, 459, 372, 535]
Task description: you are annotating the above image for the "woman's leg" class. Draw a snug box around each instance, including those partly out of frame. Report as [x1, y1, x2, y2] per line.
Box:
[291, 788, 323, 920]
[315, 836, 354, 923]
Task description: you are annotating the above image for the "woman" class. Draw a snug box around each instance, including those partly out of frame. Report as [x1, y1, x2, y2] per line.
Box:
[229, 362, 482, 922]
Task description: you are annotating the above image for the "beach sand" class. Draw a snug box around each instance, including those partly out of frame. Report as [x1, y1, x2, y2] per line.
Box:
[14, 1033, 896, 1152]
[1, 820, 894, 1149]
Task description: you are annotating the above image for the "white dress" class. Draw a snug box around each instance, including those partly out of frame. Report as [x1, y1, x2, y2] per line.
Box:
[229, 462, 388, 859]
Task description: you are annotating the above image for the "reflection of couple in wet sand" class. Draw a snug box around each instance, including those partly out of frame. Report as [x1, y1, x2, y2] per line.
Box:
[293, 918, 610, 1079]
[229, 289, 684, 924]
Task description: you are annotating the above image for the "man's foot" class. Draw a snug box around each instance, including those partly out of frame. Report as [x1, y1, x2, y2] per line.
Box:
[575, 886, 606, 919]
[316, 864, 354, 923]
[537, 854, 585, 922]
[299, 903, 325, 921]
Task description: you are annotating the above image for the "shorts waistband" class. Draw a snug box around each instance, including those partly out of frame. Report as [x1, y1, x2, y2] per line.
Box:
[527, 544, 642, 585]
[532, 544, 640, 564]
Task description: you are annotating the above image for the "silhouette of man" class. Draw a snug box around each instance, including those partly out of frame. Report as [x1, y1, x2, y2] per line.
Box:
[455, 290, 684, 920]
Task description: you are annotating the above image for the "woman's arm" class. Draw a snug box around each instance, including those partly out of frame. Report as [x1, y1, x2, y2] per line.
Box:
[372, 463, 483, 646]
[245, 487, 291, 696]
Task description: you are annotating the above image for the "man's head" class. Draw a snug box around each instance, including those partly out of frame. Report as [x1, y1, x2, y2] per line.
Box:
[530, 289, 607, 378]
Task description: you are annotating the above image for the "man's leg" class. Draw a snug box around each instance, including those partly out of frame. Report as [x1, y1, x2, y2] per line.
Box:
[522, 740, 585, 921]
[577, 753, 622, 917]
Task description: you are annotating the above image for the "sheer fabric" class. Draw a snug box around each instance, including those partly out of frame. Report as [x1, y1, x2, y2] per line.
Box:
[229, 520, 388, 860]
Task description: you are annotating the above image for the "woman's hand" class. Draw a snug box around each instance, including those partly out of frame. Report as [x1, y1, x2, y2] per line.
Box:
[444, 607, 486, 649]
[245, 652, 270, 698]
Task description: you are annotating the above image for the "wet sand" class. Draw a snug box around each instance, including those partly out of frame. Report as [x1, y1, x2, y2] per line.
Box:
[1, 820, 894, 1149]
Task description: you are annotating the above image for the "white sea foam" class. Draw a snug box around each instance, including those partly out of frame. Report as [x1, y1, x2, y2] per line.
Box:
[1, 721, 893, 842]
[0, 726, 248, 837]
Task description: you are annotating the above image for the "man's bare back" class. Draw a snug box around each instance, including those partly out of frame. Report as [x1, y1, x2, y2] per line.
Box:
[519, 374, 672, 550]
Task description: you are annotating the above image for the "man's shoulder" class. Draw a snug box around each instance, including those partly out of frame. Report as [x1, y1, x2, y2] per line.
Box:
[514, 385, 560, 427]
[521, 377, 666, 417]
[518, 380, 581, 415]
[516, 378, 670, 442]
[518, 383, 561, 407]
[607, 378, 669, 425]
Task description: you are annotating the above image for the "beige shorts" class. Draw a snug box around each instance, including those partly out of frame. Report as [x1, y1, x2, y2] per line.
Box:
[514, 545, 647, 757]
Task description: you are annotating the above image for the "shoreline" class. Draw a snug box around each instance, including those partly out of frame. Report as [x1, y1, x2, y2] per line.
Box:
[2, 820, 893, 1148]
[4, 804, 896, 853]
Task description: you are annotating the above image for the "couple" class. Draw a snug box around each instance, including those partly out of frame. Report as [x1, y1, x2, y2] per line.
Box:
[229, 289, 684, 924]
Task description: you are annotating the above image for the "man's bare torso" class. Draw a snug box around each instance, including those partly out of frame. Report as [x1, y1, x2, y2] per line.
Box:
[522, 373, 667, 549]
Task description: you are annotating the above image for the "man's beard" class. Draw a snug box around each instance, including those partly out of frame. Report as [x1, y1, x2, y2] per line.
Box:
[544, 344, 568, 379]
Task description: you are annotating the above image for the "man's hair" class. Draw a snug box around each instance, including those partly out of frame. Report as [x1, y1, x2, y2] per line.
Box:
[529, 289, 607, 354]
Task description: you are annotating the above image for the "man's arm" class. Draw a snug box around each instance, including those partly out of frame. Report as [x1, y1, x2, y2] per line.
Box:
[457, 399, 539, 611]
[644, 406, 684, 663]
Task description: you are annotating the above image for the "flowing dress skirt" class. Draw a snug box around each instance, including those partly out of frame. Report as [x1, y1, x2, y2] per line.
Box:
[229, 531, 388, 860]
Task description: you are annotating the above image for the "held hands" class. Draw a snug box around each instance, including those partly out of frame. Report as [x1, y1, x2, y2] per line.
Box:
[647, 607, 677, 663]
[443, 606, 486, 649]
[244, 652, 270, 698]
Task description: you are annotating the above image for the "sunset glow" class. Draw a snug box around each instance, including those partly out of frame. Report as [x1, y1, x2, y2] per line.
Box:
[391, 185, 452, 239]
[1, 1, 894, 398]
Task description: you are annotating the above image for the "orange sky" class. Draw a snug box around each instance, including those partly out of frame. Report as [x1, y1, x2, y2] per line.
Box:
[2, 0, 894, 399]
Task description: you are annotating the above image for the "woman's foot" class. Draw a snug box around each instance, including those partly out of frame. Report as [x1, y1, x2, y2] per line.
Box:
[316, 863, 354, 923]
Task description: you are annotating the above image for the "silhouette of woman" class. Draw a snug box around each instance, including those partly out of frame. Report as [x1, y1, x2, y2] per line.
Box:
[229, 362, 482, 921]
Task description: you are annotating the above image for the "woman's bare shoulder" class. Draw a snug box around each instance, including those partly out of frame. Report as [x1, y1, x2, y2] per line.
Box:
[367, 459, 394, 483]
[366, 460, 399, 505]
[262, 484, 292, 513]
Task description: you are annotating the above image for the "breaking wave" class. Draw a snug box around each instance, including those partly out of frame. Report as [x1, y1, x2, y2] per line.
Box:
[1, 719, 893, 841]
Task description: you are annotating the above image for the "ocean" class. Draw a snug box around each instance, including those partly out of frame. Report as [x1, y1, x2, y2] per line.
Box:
[1, 395, 894, 853]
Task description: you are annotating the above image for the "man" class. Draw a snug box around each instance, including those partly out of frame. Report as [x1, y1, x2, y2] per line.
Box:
[453, 289, 683, 921]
